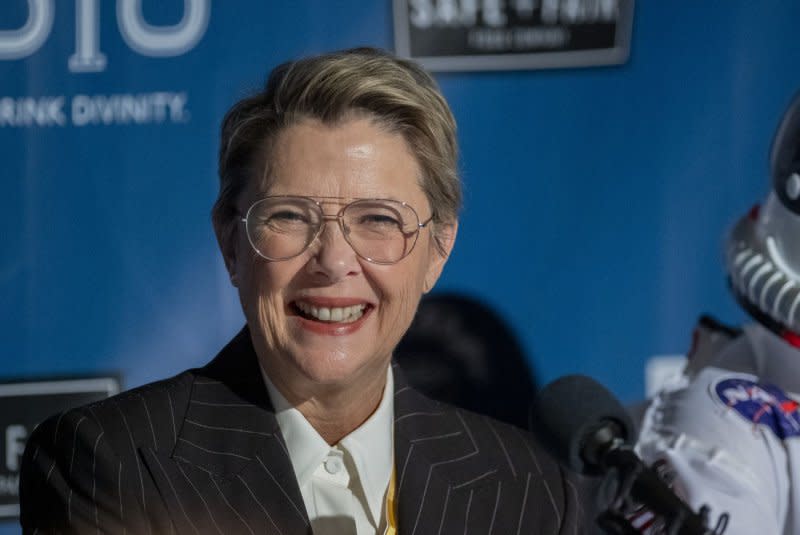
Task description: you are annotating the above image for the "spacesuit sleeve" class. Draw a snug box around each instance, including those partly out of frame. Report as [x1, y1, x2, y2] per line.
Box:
[635, 367, 791, 535]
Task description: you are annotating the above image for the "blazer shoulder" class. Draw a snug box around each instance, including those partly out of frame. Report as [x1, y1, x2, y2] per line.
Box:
[33, 368, 196, 456]
[20, 372, 195, 533]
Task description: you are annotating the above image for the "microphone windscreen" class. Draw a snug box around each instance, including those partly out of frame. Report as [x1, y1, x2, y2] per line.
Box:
[531, 374, 634, 475]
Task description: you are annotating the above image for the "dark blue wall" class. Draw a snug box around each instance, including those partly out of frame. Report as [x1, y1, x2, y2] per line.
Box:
[3, 2, 800, 530]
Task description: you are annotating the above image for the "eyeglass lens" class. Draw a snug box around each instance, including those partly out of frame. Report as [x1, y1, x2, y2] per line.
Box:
[245, 197, 420, 263]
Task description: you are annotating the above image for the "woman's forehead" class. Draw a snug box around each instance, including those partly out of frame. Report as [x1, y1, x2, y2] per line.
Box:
[247, 118, 428, 203]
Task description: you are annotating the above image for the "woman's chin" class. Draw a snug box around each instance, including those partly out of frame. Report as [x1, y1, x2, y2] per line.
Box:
[254, 308, 390, 395]
[291, 348, 387, 391]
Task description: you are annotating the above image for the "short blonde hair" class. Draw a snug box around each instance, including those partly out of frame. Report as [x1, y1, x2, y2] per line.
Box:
[212, 47, 461, 257]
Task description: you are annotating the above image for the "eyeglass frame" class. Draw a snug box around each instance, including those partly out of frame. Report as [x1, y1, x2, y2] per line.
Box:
[239, 195, 435, 265]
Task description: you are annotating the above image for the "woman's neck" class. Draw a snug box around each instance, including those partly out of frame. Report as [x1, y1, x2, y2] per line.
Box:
[263, 360, 389, 445]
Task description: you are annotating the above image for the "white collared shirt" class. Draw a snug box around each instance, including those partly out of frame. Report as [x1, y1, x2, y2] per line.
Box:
[261, 367, 394, 535]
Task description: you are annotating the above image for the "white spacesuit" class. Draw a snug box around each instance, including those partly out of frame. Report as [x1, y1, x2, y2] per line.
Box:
[635, 92, 800, 535]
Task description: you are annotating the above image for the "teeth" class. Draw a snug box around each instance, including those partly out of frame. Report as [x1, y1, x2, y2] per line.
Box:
[295, 302, 366, 323]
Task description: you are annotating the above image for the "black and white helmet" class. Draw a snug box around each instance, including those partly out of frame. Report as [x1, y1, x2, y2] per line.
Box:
[726, 92, 800, 340]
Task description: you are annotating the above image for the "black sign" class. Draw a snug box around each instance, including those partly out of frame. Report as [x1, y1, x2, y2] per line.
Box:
[0, 377, 120, 519]
[394, 0, 634, 71]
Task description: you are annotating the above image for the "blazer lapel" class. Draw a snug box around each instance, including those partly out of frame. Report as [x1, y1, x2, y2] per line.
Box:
[140, 328, 311, 535]
[392, 366, 510, 535]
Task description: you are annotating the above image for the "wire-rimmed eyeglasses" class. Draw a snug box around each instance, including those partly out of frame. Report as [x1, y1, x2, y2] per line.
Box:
[240, 195, 433, 265]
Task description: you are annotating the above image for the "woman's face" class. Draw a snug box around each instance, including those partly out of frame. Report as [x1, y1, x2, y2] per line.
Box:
[227, 116, 455, 398]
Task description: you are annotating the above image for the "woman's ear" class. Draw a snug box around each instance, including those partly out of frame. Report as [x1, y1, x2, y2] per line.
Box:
[423, 221, 458, 293]
[214, 219, 240, 287]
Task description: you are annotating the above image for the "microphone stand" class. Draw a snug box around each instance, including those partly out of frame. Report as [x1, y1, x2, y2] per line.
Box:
[593, 445, 728, 535]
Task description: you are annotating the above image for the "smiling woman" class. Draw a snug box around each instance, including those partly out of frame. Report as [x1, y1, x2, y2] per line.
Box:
[19, 48, 584, 535]
[228, 117, 453, 446]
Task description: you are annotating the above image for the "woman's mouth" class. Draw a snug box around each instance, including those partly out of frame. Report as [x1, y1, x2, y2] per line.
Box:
[293, 301, 367, 323]
[289, 299, 373, 335]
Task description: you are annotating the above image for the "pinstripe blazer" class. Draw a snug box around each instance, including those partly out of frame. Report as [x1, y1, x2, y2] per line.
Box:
[20, 327, 584, 534]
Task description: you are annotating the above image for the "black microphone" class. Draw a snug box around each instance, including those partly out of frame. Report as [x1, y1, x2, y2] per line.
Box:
[531, 375, 725, 535]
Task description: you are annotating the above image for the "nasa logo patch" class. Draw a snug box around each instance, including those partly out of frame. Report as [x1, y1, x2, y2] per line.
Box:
[714, 377, 800, 439]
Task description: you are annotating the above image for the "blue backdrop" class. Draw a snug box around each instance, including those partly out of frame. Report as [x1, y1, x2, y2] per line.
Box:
[3, 1, 800, 529]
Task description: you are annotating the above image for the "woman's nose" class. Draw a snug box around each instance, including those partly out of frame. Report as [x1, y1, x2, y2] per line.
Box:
[306, 219, 361, 282]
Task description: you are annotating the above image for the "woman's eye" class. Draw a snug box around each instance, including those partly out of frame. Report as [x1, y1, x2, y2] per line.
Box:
[272, 210, 309, 221]
[261, 210, 310, 229]
[359, 214, 401, 228]
[273, 211, 305, 221]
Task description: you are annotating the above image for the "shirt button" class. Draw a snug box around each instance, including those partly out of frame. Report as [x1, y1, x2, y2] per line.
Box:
[324, 456, 343, 474]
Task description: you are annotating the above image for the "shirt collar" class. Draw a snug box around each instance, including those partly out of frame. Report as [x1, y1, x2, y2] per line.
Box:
[260, 366, 394, 523]
[261, 372, 329, 487]
[340, 367, 394, 524]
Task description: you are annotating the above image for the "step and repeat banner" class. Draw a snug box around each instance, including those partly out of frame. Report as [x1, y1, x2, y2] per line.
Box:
[3, 1, 800, 529]
[3, 0, 222, 523]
